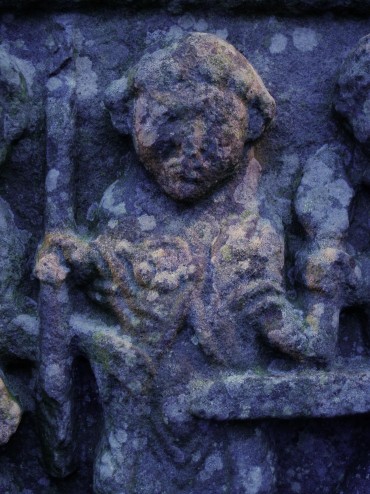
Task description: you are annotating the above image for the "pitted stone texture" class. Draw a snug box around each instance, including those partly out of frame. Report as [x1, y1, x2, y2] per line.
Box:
[334, 34, 370, 155]
[0, 377, 21, 445]
[0, 10, 369, 494]
[190, 360, 370, 420]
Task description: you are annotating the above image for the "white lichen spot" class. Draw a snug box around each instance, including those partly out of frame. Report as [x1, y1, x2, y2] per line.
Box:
[199, 452, 223, 481]
[99, 452, 115, 479]
[100, 182, 127, 217]
[46, 76, 62, 92]
[116, 429, 128, 444]
[69, 313, 121, 337]
[108, 431, 121, 450]
[46, 169, 60, 193]
[106, 76, 128, 104]
[354, 265, 362, 281]
[293, 28, 318, 52]
[138, 214, 156, 232]
[147, 290, 159, 302]
[246, 466, 263, 494]
[12, 314, 39, 336]
[108, 219, 118, 229]
[163, 394, 188, 424]
[141, 127, 158, 147]
[191, 335, 199, 346]
[177, 14, 195, 30]
[76, 56, 98, 101]
[215, 28, 228, 40]
[194, 19, 208, 31]
[166, 25, 184, 41]
[269, 34, 288, 54]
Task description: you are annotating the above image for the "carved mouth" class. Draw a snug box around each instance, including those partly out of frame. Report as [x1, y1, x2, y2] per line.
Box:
[178, 174, 204, 185]
[162, 158, 206, 184]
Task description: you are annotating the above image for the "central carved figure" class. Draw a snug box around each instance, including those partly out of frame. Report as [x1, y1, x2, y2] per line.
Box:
[36, 33, 333, 494]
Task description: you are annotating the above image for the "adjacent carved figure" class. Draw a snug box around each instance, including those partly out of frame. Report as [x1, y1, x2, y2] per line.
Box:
[35, 33, 342, 493]
[331, 33, 370, 493]
[334, 35, 370, 305]
[0, 45, 34, 445]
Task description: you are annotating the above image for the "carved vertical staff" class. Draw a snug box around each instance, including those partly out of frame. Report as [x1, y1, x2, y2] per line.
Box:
[37, 24, 77, 478]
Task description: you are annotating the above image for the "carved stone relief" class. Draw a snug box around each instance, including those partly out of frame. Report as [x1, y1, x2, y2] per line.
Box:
[0, 6, 370, 494]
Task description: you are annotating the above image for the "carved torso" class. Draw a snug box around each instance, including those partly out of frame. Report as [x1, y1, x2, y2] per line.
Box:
[90, 158, 285, 369]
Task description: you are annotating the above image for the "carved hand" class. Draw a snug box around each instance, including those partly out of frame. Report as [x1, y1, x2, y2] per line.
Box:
[296, 246, 359, 298]
[34, 232, 94, 286]
[258, 297, 338, 363]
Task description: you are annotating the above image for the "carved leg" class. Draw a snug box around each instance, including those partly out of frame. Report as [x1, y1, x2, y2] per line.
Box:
[93, 377, 156, 494]
[157, 393, 277, 494]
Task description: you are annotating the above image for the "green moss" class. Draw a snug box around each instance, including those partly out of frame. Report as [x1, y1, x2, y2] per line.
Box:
[220, 245, 232, 262]
[241, 209, 252, 220]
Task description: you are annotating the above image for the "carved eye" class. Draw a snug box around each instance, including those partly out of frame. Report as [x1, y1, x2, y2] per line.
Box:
[155, 138, 181, 160]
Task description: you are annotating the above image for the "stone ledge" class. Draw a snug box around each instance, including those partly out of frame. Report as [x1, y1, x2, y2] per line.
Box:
[190, 360, 370, 420]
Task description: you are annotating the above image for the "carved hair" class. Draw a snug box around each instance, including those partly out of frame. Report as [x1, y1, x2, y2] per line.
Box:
[105, 32, 275, 143]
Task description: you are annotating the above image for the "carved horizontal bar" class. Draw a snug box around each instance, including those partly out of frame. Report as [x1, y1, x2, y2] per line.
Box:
[190, 361, 370, 420]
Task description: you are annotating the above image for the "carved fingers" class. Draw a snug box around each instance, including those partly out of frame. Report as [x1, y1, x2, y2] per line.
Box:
[296, 246, 360, 298]
[34, 232, 95, 286]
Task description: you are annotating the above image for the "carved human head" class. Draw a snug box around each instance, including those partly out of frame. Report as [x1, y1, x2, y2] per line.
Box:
[334, 34, 370, 155]
[106, 33, 275, 201]
[0, 46, 29, 166]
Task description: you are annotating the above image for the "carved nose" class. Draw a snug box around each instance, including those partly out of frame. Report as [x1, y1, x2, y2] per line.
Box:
[183, 144, 201, 159]
[183, 117, 206, 159]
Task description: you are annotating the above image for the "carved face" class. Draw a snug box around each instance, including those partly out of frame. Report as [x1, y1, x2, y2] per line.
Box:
[133, 83, 247, 201]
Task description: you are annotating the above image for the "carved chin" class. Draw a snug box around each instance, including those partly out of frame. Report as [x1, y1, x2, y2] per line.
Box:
[151, 160, 231, 202]
[159, 178, 209, 202]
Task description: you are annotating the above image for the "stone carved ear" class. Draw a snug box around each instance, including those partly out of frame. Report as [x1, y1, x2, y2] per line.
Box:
[246, 91, 276, 142]
[233, 66, 276, 143]
[104, 74, 135, 136]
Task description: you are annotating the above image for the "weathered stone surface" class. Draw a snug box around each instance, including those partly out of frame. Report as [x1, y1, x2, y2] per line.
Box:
[190, 360, 370, 420]
[0, 7, 369, 494]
